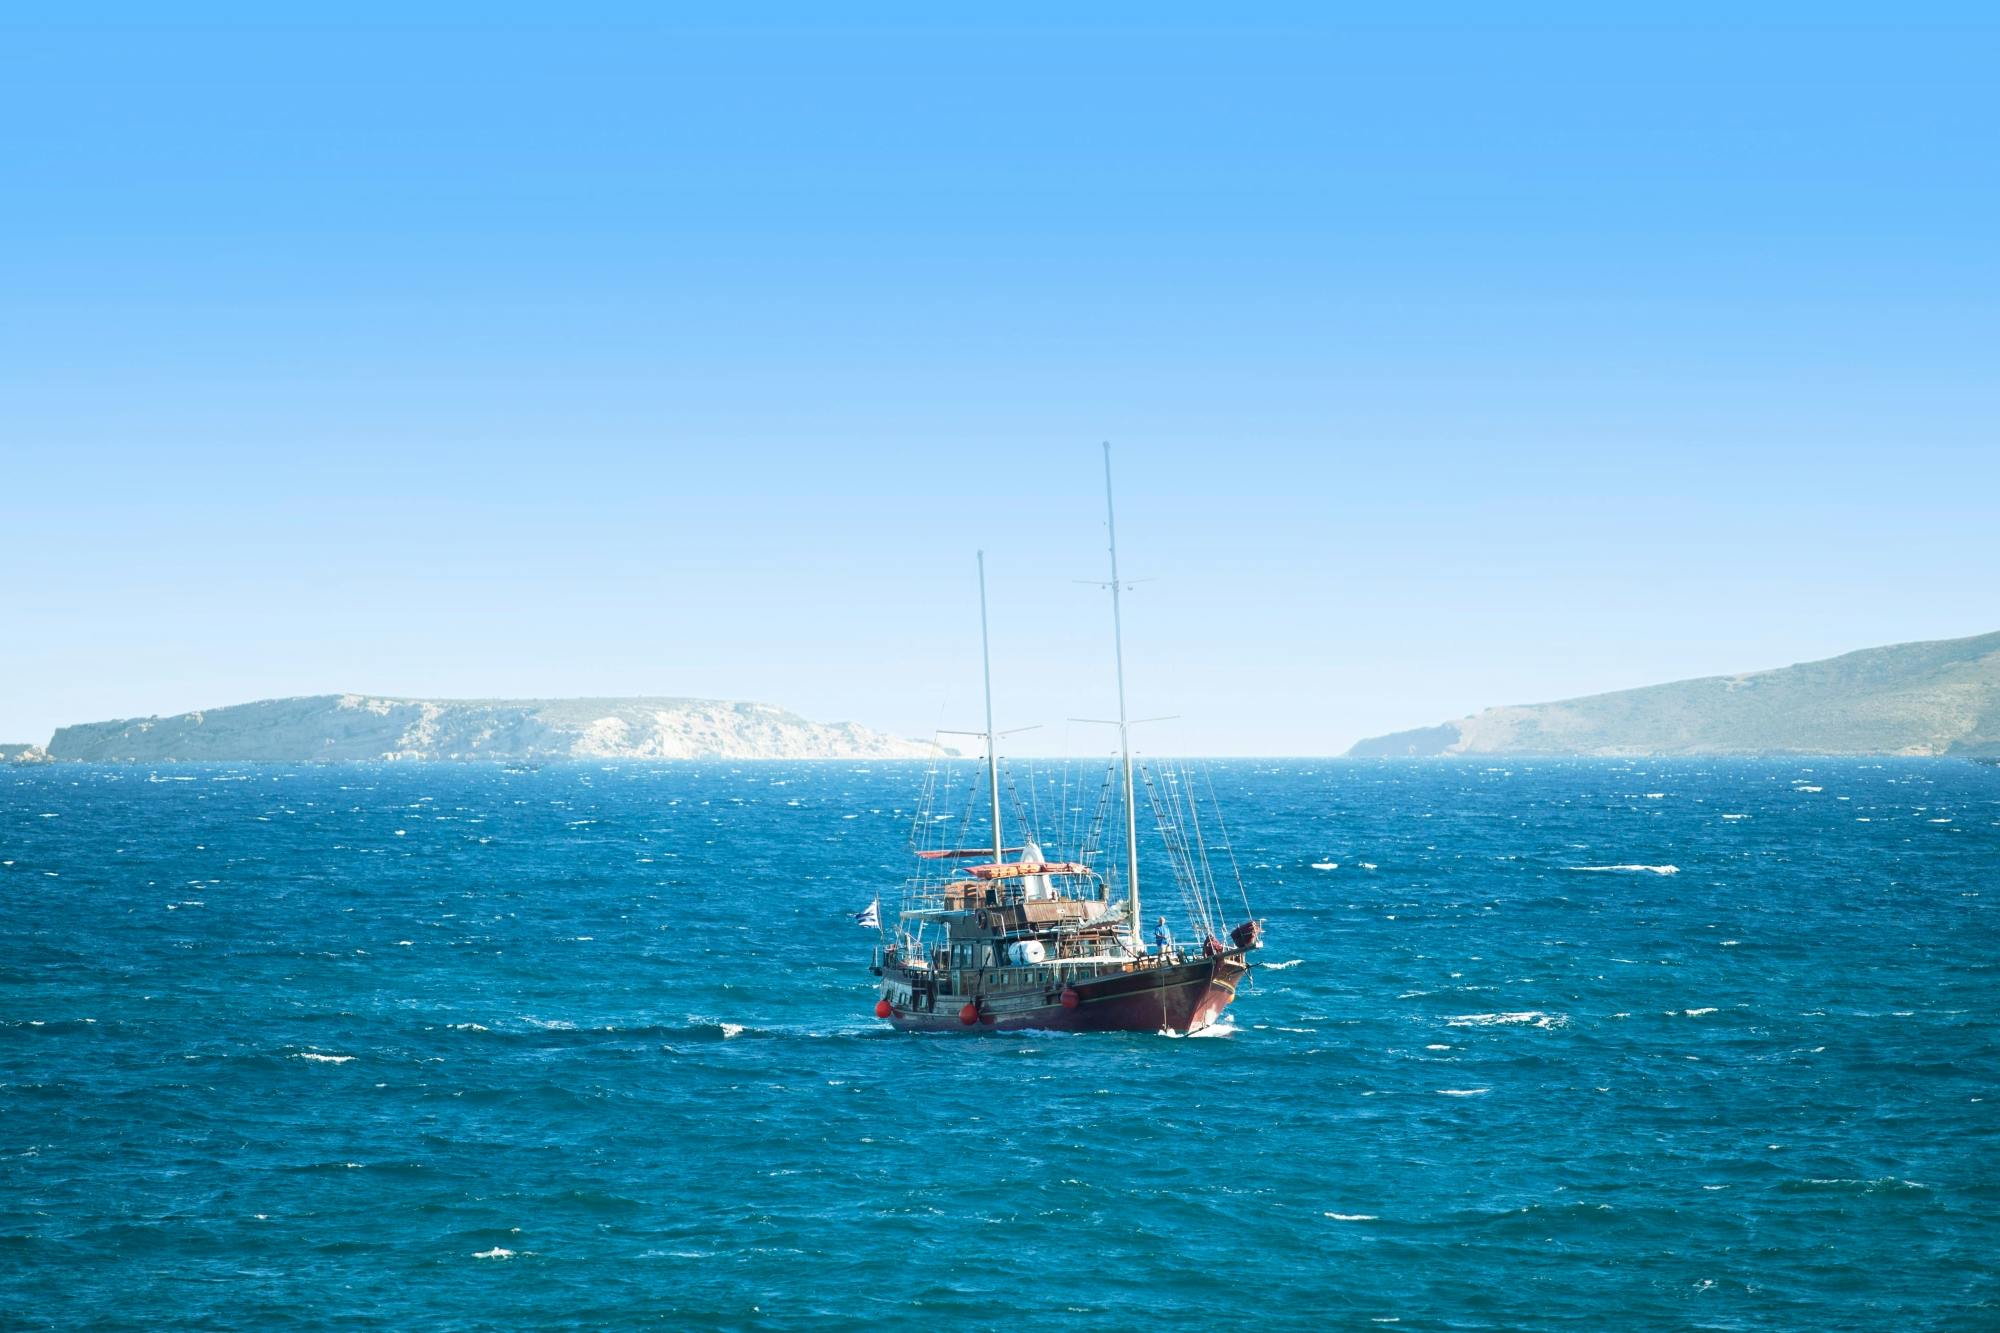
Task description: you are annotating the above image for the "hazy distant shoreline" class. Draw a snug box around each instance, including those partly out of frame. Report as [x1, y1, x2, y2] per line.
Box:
[6, 748, 1996, 767]
[8, 627, 1997, 765]
[1349, 630, 1999, 760]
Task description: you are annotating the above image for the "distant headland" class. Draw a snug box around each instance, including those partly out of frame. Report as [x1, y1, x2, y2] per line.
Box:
[15, 695, 944, 763]
[1350, 630, 2000, 759]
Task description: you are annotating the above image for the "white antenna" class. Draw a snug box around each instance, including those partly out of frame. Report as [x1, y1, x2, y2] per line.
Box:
[977, 550, 1004, 863]
[1102, 442, 1140, 950]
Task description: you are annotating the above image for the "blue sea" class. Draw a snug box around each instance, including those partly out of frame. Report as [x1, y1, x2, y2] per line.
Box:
[3, 759, 1995, 1330]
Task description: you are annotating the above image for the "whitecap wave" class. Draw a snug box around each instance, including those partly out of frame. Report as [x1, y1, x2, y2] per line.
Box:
[1261, 959, 1304, 971]
[1437, 1087, 1490, 1096]
[1567, 864, 1678, 875]
[1445, 1011, 1566, 1029]
[472, 1247, 514, 1259]
[1324, 1212, 1378, 1221]
[295, 1052, 354, 1063]
[1793, 1177, 1928, 1194]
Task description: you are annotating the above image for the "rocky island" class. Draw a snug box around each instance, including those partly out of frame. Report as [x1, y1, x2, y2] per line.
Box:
[44, 695, 943, 763]
[1350, 630, 2000, 759]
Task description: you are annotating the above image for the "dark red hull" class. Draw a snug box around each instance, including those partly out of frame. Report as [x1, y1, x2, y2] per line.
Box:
[884, 952, 1248, 1034]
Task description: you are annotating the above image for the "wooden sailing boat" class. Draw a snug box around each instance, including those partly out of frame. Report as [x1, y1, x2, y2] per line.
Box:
[868, 445, 1262, 1033]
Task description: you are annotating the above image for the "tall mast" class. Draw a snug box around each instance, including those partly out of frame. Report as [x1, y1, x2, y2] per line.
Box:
[1102, 443, 1140, 949]
[977, 550, 1004, 863]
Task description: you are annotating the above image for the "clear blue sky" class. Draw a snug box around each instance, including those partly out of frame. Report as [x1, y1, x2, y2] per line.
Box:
[3, 5, 1994, 754]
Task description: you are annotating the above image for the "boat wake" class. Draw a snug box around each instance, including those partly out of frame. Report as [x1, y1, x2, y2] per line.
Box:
[1161, 1020, 1239, 1039]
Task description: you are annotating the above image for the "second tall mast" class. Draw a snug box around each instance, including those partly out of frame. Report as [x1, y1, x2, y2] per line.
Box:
[1102, 443, 1140, 949]
[977, 549, 1004, 863]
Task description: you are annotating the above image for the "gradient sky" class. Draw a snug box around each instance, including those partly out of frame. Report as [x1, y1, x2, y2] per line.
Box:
[3, 6, 1995, 755]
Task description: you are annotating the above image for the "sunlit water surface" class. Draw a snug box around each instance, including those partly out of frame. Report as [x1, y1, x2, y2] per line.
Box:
[3, 759, 1995, 1330]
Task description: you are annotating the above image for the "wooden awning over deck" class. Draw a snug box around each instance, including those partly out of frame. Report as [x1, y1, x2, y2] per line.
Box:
[965, 861, 1089, 881]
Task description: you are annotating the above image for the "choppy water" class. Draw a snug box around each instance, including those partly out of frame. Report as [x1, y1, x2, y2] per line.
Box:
[3, 759, 1996, 1330]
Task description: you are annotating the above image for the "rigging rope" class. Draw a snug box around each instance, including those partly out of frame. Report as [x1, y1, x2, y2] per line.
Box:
[1001, 759, 1036, 851]
[1199, 763, 1255, 924]
[1137, 761, 1217, 942]
[1023, 753, 1044, 848]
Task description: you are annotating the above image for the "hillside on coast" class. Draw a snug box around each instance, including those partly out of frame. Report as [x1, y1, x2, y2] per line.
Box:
[1349, 631, 2000, 759]
[46, 695, 941, 763]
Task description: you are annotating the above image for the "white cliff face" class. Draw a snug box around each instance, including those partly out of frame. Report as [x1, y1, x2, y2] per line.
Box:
[46, 696, 945, 762]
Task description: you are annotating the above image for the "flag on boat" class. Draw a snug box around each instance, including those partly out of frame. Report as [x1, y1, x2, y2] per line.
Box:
[853, 898, 880, 929]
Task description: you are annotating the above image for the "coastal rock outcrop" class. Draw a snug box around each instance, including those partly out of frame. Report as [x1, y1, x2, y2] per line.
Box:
[47, 695, 943, 762]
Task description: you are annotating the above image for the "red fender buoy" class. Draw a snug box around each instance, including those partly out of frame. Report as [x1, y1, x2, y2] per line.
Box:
[959, 1003, 979, 1026]
[1060, 987, 1080, 1010]
[874, 998, 893, 1019]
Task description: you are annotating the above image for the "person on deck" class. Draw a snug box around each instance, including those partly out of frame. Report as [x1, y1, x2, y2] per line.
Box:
[1154, 916, 1173, 956]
